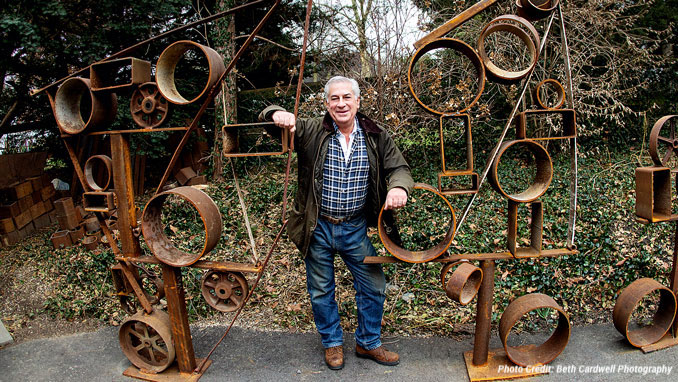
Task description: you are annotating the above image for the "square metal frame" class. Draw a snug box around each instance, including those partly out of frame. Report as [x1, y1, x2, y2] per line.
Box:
[635, 166, 674, 222]
[90, 58, 152, 92]
[516, 109, 576, 140]
[440, 114, 473, 173]
[507, 200, 543, 258]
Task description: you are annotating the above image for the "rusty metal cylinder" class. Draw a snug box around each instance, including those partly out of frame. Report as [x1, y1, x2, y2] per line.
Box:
[489, 139, 553, 203]
[441, 261, 483, 305]
[378, 183, 455, 263]
[54, 77, 117, 134]
[84, 155, 113, 191]
[517, 0, 559, 20]
[141, 186, 222, 267]
[477, 16, 539, 83]
[499, 293, 570, 367]
[156, 40, 226, 105]
[535, 79, 565, 109]
[613, 278, 677, 348]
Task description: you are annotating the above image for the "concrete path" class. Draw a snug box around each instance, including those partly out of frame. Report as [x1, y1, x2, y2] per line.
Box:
[0, 323, 676, 381]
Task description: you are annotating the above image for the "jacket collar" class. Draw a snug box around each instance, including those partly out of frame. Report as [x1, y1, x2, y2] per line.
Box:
[322, 111, 383, 134]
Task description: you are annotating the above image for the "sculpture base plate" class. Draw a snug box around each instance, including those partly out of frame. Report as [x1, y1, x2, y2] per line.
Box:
[464, 348, 550, 381]
[123, 358, 212, 382]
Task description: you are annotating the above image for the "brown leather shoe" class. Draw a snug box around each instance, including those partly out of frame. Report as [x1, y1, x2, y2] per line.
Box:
[324, 346, 344, 370]
[355, 345, 399, 366]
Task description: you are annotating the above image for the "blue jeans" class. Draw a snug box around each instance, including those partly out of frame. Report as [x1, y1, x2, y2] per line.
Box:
[305, 215, 386, 350]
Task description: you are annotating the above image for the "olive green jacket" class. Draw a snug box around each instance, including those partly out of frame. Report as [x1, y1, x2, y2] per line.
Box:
[259, 105, 414, 257]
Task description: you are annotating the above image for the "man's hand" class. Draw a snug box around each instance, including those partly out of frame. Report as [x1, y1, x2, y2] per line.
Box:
[384, 187, 408, 210]
[272, 110, 296, 134]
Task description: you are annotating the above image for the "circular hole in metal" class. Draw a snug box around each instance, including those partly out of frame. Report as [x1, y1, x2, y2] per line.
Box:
[408, 38, 485, 115]
[378, 183, 455, 263]
[160, 194, 206, 254]
[54, 78, 117, 134]
[156, 41, 225, 105]
[84, 155, 112, 191]
[490, 140, 552, 203]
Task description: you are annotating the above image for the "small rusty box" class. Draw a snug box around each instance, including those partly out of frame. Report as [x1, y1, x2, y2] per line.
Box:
[635, 166, 673, 222]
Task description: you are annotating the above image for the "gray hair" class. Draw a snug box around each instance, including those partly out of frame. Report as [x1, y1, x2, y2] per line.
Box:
[324, 76, 360, 101]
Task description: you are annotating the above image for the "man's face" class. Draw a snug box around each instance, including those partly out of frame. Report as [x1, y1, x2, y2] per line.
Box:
[325, 81, 360, 128]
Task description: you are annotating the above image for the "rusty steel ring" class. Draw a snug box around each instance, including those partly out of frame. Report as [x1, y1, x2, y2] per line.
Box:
[499, 293, 570, 367]
[613, 278, 677, 348]
[201, 270, 249, 312]
[649, 115, 678, 168]
[535, 79, 565, 109]
[130, 82, 170, 128]
[156, 40, 226, 105]
[489, 139, 553, 203]
[84, 154, 113, 191]
[378, 183, 456, 263]
[440, 261, 483, 305]
[517, 0, 559, 20]
[477, 16, 539, 83]
[408, 38, 485, 116]
[141, 186, 222, 267]
[119, 309, 175, 373]
[54, 77, 118, 135]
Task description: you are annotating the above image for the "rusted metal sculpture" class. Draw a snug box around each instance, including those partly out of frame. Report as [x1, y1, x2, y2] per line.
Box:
[370, 0, 578, 380]
[615, 114, 678, 353]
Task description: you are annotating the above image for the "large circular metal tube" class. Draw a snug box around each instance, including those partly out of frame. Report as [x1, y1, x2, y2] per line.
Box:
[518, 0, 560, 20]
[489, 139, 553, 203]
[378, 183, 456, 263]
[440, 261, 483, 305]
[119, 310, 175, 373]
[477, 16, 539, 83]
[84, 154, 113, 191]
[613, 278, 677, 348]
[141, 186, 222, 267]
[156, 40, 226, 105]
[499, 293, 570, 367]
[408, 38, 485, 116]
[54, 77, 117, 135]
[535, 79, 565, 109]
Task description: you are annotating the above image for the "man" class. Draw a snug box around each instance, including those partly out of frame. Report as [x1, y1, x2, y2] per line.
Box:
[259, 76, 413, 370]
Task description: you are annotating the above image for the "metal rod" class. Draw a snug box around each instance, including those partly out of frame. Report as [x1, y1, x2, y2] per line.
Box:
[672, 173, 678, 336]
[558, 3, 578, 249]
[456, 11, 557, 234]
[472, 260, 495, 366]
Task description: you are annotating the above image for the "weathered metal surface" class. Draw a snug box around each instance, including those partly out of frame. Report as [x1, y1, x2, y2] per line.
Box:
[441, 261, 483, 305]
[69, 225, 85, 243]
[515, 109, 577, 141]
[488, 139, 553, 203]
[378, 183, 456, 263]
[649, 115, 678, 169]
[438, 171, 479, 196]
[518, 0, 560, 20]
[83, 191, 116, 212]
[90, 58, 151, 92]
[111, 134, 142, 256]
[162, 264, 197, 373]
[413, 0, 498, 49]
[201, 270, 249, 312]
[472, 260, 495, 366]
[221, 122, 290, 157]
[408, 38, 486, 116]
[119, 309, 176, 373]
[156, 41, 226, 105]
[499, 293, 570, 367]
[635, 166, 673, 222]
[50, 230, 72, 249]
[535, 79, 565, 109]
[130, 82, 170, 129]
[54, 77, 118, 135]
[84, 154, 113, 191]
[507, 200, 542, 258]
[477, 16, 539, 83]
[440, 114, 473, 174]
[82, 234, 99, 250]
[141, 186, 222, 267]
[464, 349, 549, 381]
[613, 278, 677, 348]
[115, 255, 262, 274]
[363, 247, 578, 264]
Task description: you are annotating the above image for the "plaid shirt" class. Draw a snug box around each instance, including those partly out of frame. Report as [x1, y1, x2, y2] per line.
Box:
[320, 119, 369, 218]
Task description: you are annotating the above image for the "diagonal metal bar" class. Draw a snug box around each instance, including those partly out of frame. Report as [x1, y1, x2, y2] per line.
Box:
[455, 12, 557, 234]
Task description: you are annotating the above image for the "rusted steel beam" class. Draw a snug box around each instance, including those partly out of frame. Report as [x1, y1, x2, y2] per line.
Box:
[363, 247, 578, 264]
[119, 262, 154, 314]
[413, 0, 497, 49]
[472, 260, 495, 366]
[111, 134, 142, 256]
[162, 264, 197, 373]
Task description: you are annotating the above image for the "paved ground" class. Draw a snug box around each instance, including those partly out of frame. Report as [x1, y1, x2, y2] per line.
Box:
[0, 323, 676, 381]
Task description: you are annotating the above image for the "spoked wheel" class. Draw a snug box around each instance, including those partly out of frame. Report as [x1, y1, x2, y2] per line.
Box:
[650, 115, 678, 170]
[201, 270, 249, 312]
[130, 82, 169, 128]
[119, 310, 175, 373]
